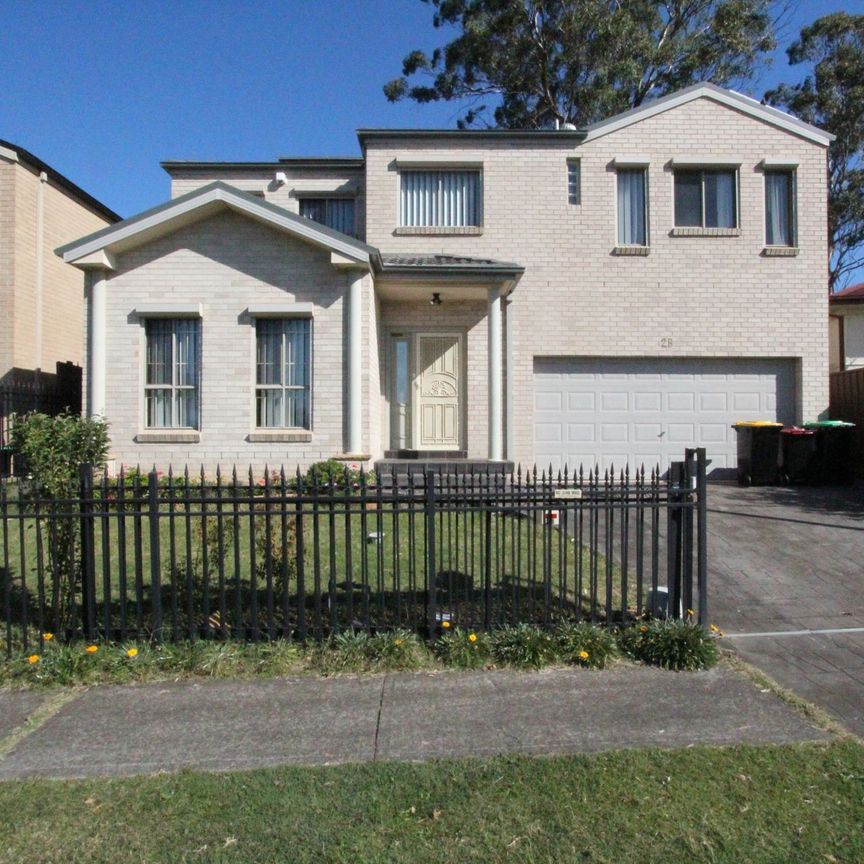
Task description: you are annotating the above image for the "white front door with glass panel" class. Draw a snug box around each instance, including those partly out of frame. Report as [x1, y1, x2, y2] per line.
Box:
[415, 333, 461, 449]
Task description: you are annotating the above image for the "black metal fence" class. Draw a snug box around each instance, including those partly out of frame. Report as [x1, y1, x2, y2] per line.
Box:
[0, 362, 83, 477]
[2, 449, 707, 652]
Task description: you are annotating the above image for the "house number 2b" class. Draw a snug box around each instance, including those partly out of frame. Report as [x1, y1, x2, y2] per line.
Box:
[660, 337, 673, 349]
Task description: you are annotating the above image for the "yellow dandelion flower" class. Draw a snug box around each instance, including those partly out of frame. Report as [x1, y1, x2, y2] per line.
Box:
[686, 609, 695, 617]
[578, 650, 589, 660]
[394, 639, 403, 647]
[27, 654, 40, 665]
[126, 647, 139, 658]
[85, 645, 99, 654]
[709, 624, 720, 633]
[468, 633, 478, 643]
[640, 625, 648, 633]
[43, 632, 54, 641]
[441, 620, 451, 629]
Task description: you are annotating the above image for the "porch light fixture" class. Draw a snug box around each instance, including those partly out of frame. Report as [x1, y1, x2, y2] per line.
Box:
[430, 292, 442, 306]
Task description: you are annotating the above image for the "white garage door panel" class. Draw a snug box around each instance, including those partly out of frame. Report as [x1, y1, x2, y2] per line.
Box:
[534, 358, 796, 474]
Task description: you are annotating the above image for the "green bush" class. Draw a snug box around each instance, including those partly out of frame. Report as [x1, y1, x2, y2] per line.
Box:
[616, 618, 719, 671]
[434, 628, 491, 669]
[554, 622, 617, 669]
[302, 459, 372, 490]
[490, 624, 557, 669]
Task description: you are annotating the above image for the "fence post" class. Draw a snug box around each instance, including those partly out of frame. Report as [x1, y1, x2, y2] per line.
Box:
[148, 469, 162, 641]
[681, 452, 695, 617]
[695, 447, 708, 626]
[425, 469, 436, 635]
[666, 461, 683, 618]
[79, 463, 97, 641]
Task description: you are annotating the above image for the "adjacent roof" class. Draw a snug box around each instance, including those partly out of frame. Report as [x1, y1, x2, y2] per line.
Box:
[358, 128, 584, 145]
[0, 138, 121, 223]
[56, 181, 377, 268]
[381, 253, 524, 276]
[830, 283, 864, 304]
[582, 83, 834, 146]
[162, 157, 364, 172]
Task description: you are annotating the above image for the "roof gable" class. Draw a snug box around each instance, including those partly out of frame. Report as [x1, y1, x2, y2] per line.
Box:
[582, 83, 834, 146]
[56, 181, 377, 269]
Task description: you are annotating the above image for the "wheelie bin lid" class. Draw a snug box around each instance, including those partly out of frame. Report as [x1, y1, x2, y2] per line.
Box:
[804, 420, 855, 429]
[782, 426, 815, 436]
[732, 421, 783, 428]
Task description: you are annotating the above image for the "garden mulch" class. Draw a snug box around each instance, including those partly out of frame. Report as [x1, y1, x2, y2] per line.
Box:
[0, 664, 833, 781]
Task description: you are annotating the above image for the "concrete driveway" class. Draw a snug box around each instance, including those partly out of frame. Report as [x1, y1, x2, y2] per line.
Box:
[707, 482, 864, 735]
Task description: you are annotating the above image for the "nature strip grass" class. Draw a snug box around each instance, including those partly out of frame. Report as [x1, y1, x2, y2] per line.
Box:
[0, 740, 861, 864]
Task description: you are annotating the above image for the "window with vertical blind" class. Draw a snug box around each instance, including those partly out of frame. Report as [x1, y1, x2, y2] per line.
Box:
[399, 170, 481, 228]
[255, 318, 312, 429]
[616, 169, 648, 246]
[764, 169, 796, 247]
[298, 198, 356, 237]
[144, 319, 200, 429]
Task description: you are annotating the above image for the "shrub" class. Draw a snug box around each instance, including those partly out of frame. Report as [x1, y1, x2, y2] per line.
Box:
[554, 622, 617, 669]
[616, 618, 719, 671]
[302, 459, 372, 490]
[490, 624, 557, 669]
[434, 628, 491, 669]
[367, 630, 428, 670]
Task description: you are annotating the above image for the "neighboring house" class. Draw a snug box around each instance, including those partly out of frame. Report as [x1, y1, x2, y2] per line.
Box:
[0, 139, 120, 378]
[57, 84, 832, 476]
[829, 283, 864, 372]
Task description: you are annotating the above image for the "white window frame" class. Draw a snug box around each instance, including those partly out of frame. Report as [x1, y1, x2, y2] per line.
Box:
[763, 167, 798, 249]
[143, 318, 201, 430]
[398, 168, 483, 229]
[615, 167, 649, 248]
[673, 167, 739, 229]
[254, 316, 313, 430]
[297, 196, 356, 237]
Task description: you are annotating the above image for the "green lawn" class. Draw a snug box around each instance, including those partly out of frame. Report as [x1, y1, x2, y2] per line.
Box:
[0, 741, 861, 863]
[3, 494, 628, 638]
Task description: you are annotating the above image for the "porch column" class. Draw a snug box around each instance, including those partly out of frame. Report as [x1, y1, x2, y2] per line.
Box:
[488, 286, 503, 461]
[87, 268, 108, 419]
[348, 269, 363, 454]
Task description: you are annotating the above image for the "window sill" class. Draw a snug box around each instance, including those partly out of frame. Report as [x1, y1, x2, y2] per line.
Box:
[670, 227, 740, 237]
[393, 226, 483, 236]
[762, 246, 798, 257]
[612, 245, 650, 256]
[136, 431, 200, 444]
[246, 431, 313, 443]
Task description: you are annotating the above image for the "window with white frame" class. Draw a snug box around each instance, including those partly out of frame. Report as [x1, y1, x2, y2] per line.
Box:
[674, 169, 738, 228]
[255, 318, 312, 429]
[617, 169, 648, 246]
[764, 169, 796, 247]
[567, 159, 581, 205]
[298, 198, 356, 237]
[144, 319, 200, 429]
[399, 170, 481, 228]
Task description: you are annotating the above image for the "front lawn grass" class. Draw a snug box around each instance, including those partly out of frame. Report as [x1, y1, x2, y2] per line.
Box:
[0, 740, 861, 863]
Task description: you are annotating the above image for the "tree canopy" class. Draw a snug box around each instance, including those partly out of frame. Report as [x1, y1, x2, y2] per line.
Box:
[384, 0, 777, 128]
[764, 13, 864, 290]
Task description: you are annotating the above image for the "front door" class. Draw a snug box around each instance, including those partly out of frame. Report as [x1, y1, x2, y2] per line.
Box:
[415, 333, 461, 450]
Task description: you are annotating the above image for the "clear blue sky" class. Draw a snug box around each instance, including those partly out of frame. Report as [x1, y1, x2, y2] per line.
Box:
[0, 0, 854, 219]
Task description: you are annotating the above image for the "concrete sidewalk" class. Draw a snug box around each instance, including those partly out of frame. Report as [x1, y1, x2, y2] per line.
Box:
[0, 664, 833, 781]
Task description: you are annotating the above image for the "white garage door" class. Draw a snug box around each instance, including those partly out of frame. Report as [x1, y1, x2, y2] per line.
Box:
[534, 357, 796, 474]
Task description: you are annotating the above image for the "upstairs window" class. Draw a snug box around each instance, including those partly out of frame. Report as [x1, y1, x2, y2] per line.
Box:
[255, 318, 312, 429]
[299, 198, 356, 237]
[616, 169, 648, 246]
[764, 170, 796, 247]
[567, 159, 581, 205]
[399, 170, 481, 228]
[145, 319, 200, 429]
[674, 169, 738, 229]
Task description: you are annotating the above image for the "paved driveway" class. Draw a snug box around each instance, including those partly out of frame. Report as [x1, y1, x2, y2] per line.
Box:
[707, 483, 864, 735]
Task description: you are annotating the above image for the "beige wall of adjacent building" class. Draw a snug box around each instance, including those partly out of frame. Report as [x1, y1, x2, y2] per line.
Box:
[363, 97, 830, 467]
[0, 151, 113, 376]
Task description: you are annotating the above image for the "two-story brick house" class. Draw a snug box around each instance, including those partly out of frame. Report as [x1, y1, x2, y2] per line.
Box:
[57, 84, 832, 475]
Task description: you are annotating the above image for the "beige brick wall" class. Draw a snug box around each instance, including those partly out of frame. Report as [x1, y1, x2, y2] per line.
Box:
[0, 154, 112, 375]
[103, 209, 362, 474]
[364, 96, 830, 467]
[170, 167, 366, 240]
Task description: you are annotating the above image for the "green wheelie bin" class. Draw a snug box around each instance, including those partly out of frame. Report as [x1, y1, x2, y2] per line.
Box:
[732, 421, 783, 486]
[803, 420, 856, 485]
